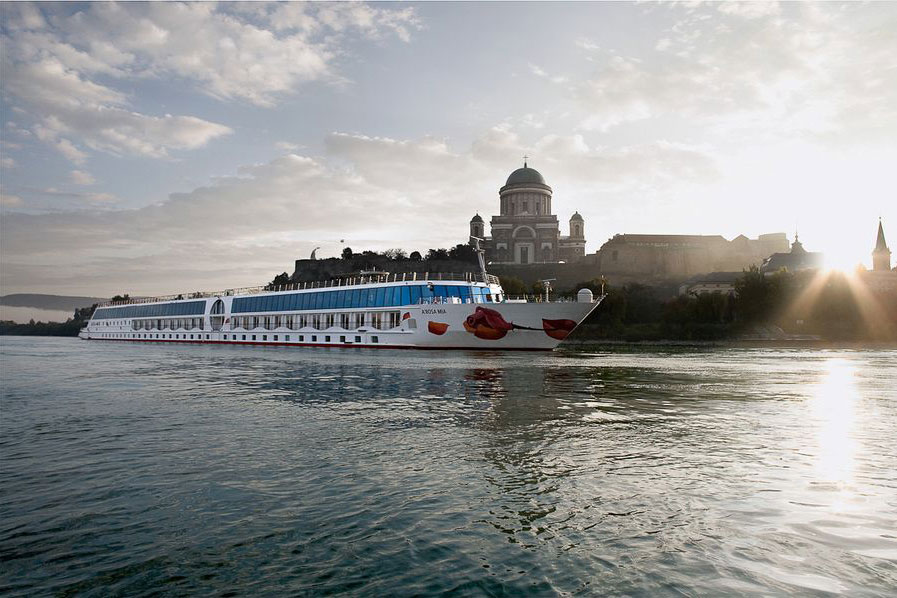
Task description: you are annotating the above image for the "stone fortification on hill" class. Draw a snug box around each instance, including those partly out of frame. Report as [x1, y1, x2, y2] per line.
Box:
[583, 233, 789, 284]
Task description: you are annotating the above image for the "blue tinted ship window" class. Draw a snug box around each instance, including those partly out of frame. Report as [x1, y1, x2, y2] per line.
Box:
[93, 299, 205, 319]
[400, 286, 410, 305]
[336, 290, 345, 309]
[409, 286, 421, 305]
[375, 287, 385, 306]
[433, 285, 446, 299]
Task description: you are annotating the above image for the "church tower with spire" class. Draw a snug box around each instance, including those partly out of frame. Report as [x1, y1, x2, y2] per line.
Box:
[873, 218, 891, 271]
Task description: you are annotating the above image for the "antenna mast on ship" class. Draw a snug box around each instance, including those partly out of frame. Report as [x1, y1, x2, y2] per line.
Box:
[470, 236, 489, 282]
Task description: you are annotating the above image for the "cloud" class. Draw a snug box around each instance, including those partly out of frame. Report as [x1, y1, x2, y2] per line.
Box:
[0, 1, 420, 163]
[275, 141, 302, 152]
[270, 3, 422, 43]
[55, 139, 88, 164]
[529, 63, 568, 85]
[70, 170, 95, 185]
[4, 2, 422, 107]
[0, 193, 24, 207]
[716, 2, 781, 19]
[86, 192, 116, 203]
[1, 52, 232, 162]
[1, 157, 16, 169]
[0, 125, 718, 294]
[571, 2, 897, 144]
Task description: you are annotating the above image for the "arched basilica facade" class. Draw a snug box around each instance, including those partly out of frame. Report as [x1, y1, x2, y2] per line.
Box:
[469, 162, 585, 264]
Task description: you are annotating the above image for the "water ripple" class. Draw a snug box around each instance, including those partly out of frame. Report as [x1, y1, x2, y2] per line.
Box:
[1, 338, 896, 596]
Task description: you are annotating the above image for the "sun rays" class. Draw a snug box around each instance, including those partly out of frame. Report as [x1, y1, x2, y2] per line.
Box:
[778, 268, 896, 341]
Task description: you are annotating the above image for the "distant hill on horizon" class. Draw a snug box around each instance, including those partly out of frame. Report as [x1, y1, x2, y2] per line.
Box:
[0, 294, 106, 311]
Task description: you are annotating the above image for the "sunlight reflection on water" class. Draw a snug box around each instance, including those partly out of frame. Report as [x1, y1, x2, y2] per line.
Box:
[810, 358, 858, 487]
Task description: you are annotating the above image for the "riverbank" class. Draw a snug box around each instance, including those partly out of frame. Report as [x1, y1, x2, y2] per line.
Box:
[562, 338, 897, 351]
[0, 320, 81, 336]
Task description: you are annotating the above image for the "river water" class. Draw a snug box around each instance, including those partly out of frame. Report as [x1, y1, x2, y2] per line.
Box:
[1, 336, 895, 596]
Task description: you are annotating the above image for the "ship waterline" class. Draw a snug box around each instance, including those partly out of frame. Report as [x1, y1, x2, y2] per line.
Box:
[80, 274, 602, 350]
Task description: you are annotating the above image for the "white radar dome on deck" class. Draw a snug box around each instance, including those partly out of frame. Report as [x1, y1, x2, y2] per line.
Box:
[577, 288, 594, 303]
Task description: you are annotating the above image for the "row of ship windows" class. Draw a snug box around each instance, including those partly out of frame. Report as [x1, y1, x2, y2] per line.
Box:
[128, 312, 405, 331]
[232, 285, 495, 313]
[230, 312, 402, 330]
[131, 318, 205, 330]
[94, 300, 206, 320]
[94, 333, 380, 343]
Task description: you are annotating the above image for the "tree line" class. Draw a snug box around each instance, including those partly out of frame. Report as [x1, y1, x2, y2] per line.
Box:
[564, 266, 896, 342]
[337, 244, 478, 263]
[0, 304, 97, 337]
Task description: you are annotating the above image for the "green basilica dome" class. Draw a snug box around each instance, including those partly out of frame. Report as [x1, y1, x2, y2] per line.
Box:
[505, 163, 546, 186]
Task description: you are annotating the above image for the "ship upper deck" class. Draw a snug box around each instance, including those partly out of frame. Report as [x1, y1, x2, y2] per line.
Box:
[97, 271, 501, 308]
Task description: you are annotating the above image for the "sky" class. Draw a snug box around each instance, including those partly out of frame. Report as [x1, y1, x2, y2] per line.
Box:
[1, 1, 895, 296]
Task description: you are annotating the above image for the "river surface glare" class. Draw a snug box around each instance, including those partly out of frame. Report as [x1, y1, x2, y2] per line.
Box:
[1, 337, 896, 596]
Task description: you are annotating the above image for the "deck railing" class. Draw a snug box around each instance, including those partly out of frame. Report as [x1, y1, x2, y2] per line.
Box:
[98, 271, 502, 307]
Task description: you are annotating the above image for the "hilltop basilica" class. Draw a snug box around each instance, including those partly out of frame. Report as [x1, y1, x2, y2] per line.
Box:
[468, 162, 585, 264]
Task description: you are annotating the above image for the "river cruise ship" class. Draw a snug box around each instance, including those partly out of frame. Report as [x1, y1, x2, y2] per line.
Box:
[80, 267, 603, 351]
